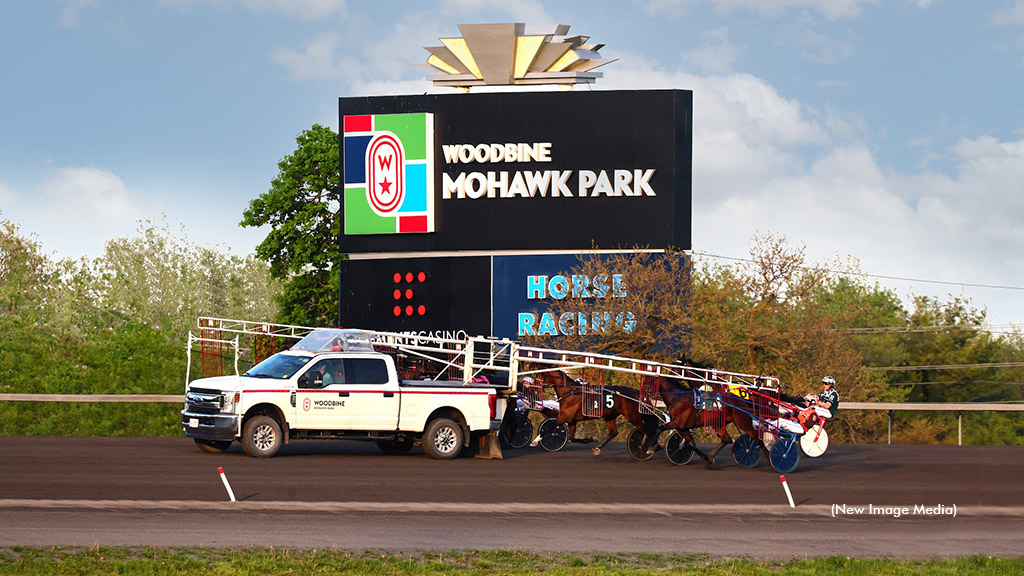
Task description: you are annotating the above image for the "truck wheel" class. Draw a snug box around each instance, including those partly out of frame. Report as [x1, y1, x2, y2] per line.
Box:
[423, 418, 464, 459]
[194, 439, 232, 453]
[241, 415, 282, 458]
[377, 437, 414, 455]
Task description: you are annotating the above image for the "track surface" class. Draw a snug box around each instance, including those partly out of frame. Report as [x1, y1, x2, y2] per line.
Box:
[1, 436, 1023, 558]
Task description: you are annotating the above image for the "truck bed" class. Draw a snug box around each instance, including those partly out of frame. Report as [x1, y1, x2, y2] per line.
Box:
[399, 378, 509, 391]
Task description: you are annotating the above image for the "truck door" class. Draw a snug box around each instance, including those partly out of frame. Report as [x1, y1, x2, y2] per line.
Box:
[339, 357, 400, 431]
[293, 358, 350, 430]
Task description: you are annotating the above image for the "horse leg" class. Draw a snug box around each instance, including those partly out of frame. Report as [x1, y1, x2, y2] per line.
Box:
[707, 428, 733, 460]
[593, 420, 618, 455]
[735, 411, 770, 458]
[567, 421, 589, 444]
[684, 431, 721, 471]
[640, 416, 661, 456]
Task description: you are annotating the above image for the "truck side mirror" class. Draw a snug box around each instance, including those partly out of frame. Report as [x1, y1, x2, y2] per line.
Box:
[298, 373, 322, 389]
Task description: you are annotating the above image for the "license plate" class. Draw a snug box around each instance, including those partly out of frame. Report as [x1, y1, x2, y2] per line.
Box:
[189, 418, 199, 428]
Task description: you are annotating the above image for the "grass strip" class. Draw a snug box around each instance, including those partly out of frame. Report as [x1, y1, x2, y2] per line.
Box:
[1, 547, 1023, 575]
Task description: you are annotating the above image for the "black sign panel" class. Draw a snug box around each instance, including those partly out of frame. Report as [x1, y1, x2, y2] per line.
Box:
[338, 90, 692, 254]
[340, 256, 492, 336]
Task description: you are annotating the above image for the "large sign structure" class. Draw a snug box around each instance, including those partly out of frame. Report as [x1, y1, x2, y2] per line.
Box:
[337, 23, 691, 339]
[338, 89, 692, 338]
[340, 90, 691, 255]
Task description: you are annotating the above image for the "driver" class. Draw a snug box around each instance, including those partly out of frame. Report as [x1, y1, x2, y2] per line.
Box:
[814, 376, 839, 418]
[316, 361, 335, 386]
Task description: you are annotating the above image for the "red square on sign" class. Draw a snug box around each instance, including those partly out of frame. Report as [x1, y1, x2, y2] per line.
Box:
[344, 115, 372, 133]
[399, 215, 429, 233]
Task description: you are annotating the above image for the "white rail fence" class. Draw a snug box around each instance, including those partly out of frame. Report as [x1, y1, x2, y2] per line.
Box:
[842, 402, 1024, 445]
[1, 395, 1022, 446]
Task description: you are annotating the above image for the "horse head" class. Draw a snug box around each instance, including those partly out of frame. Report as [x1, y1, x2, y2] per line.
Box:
[533, 369, 586, 400]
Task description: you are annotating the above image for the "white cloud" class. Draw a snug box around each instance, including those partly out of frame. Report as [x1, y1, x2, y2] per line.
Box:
[160, 0, 347, 20]
[776, 23, 856, 64]
[695, 135, 1024, 323]
[992, 0, 1024, 26]
[18, 166, 148, 259]
[641, 0, 879, 20]
[58, 0, 98, 28]
[41, 166, 143, 227]
[271, 33, 361, 82]
[596, 53, 1024, 322]
[271, 4, 557, 94]
[681, 26, 741, 73]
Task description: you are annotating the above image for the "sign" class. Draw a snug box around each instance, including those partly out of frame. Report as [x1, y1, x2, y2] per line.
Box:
[340, 256, 491, 337]
[338, 90, 692, 254]
[341, 252, 686, 340]
[337, 90, 693, 337]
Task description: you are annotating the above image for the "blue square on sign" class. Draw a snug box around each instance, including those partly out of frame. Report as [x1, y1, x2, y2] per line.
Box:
[344, 135, 372, 184]
[400, 163, 427, 213]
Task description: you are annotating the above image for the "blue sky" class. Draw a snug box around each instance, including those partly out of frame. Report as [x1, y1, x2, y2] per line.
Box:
[2, 0, 1024, 326]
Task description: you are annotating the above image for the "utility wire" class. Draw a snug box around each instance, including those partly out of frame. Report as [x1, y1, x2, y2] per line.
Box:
[692, 251, 1024, 332]
[865, 362, 1024, 372]
[692, 251, 1024, 292]
[845, 325, 1022, 335]
[882, 380, 1024, 387]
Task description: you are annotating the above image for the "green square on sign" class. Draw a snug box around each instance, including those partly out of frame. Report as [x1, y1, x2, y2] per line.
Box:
[374, 113, 428, 161]
[344, 187, 395, 234]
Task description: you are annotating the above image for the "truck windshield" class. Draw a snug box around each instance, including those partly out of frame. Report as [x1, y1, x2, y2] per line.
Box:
[243, 353, 311, 380]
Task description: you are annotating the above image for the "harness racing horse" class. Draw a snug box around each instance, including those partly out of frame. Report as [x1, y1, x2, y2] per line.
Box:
[533, 369, 661, 456]
[653, 364, 769, 470]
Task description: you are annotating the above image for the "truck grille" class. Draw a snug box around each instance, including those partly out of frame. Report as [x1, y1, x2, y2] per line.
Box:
[185, 389, 224, 414]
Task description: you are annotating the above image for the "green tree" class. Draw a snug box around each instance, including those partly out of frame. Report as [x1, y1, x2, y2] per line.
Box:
[525, 234, 893, 442]
[0, 215, 53, 318]
[0, 214, 281, 434]
[893, 296, 1002, 403]
[97, 218, 279, 339]
[241, 124, 341, 326]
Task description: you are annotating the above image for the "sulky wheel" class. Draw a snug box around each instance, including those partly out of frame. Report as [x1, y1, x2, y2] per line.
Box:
[731, 433, 761, 468]
[770, 434, 801, 474]
[508, 413, 535, 449]
[626, 428, 655, 461]
[799, 424, 829, 457]
[665, 431, 695, 466]
[538, 418, 568, 452]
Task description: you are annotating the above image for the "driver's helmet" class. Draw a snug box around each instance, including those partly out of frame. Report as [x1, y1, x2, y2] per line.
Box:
[822, 376, 836, 386]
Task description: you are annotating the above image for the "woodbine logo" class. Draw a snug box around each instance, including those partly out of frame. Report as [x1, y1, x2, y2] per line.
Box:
[442, 142, 657, 200]
[343, 113, 435, 235]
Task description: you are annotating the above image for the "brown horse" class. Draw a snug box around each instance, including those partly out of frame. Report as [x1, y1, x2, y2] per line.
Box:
[533, 369, 661, 456]
[653, 365, 768, 469]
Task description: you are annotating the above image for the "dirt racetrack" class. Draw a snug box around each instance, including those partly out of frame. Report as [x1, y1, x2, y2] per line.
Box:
[1, 436, 1022, 558]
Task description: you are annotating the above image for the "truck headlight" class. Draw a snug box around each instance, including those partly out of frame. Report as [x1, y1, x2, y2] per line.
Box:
[222, 392, 239, 413]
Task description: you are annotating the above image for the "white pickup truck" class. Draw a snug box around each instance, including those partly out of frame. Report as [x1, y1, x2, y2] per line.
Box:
[181, 328, 506, 459]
